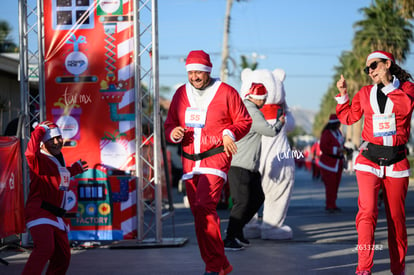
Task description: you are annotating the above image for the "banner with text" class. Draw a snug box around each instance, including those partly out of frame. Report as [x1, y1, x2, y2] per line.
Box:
[44, 0, 136, 172]
[0, 137, 24, 238]
[43, 0, 137, 240]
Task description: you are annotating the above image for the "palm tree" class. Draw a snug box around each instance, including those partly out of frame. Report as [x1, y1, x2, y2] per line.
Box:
[353, 0, 413, 62]
[396, 0, 414, 19]
[240, 54, 258, 70]
[0, 20, 18, 53]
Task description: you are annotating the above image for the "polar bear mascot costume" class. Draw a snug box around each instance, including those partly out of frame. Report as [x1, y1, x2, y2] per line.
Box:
[240, 68, 295, 240]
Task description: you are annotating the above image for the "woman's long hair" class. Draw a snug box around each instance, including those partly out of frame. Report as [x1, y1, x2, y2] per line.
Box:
[387, 59, 413, 83]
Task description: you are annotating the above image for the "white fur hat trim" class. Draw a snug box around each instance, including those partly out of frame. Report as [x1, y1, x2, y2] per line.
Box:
[43, 127, 62, 142]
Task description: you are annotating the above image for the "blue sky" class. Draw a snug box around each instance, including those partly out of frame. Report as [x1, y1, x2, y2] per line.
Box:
[2, 0, 414, 111]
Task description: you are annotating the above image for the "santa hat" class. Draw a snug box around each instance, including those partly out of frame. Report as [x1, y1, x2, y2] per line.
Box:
[185, 50, 212, 73]
[366, 50, 395, 63]
[328, 114, 339, 124]
[245, 83, 268, 100]
[41, 122, 62, 142]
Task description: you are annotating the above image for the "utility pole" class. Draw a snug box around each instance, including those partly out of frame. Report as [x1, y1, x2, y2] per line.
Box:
[220, 0, 233, 82]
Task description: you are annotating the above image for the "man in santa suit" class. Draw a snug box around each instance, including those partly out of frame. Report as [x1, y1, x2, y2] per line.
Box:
[318, 114, 345, 213]
[22, 121, 88, 275]
[336, 50, 414, 275]
[164, 50, 252, 275]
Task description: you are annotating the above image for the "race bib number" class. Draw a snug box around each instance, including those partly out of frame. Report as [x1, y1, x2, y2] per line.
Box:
[185, 107, 207, 128]
[59, 167, 71, 191]
[372, 113, 396, 137]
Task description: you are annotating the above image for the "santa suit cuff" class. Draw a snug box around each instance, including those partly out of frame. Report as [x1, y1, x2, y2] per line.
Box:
[223, 129, 235, 141]
[335, 93, 349, 104]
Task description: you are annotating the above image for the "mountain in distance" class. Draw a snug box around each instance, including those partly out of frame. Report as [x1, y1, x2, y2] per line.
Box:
[289, 106, 316, 134]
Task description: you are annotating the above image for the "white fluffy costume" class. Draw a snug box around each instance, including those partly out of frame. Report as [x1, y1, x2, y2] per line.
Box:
[240, 68, 296, 239]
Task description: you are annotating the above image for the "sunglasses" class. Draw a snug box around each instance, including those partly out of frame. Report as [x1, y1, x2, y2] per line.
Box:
[364, 60, 384, 75]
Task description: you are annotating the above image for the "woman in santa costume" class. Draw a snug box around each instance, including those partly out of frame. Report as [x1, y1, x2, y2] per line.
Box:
[22, 121, 87, 275]
[164, 50, 251, 275]
[318, 114, 345, 213]
[336, 50, 414, 275]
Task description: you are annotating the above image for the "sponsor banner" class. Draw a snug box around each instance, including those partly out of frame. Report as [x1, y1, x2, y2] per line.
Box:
[0, 137, 24, 238]
[43, 0, 136, 172]
[68, 168, 137, 240]
[43, 0, 137, 240]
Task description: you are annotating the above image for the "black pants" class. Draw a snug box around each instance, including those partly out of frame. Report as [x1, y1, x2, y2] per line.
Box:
[225, 166, 265, 239]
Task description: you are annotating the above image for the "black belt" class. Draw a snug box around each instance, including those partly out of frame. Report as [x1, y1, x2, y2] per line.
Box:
[182, 146, 224, 161]
[327, 154, 344, 159]
[41, 201, 66, 217]
[361, 142, 407, 166]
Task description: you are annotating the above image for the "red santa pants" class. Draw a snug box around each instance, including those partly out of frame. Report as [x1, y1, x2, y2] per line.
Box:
[22, 224, 71, 275]
[185, 174, 230, 273]
[320, 162, 343, 209]
[355, 171, 408, 274]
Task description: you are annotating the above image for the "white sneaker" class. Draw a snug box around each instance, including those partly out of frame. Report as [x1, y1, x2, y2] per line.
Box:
[183, 195, 190, 208]
[261, 225, 293, 240]
[243, 223, 261, 239]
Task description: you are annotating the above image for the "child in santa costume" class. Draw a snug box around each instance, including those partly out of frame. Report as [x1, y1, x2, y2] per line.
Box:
[223, 83, 285, 251]
[164, 50, 252, 275]
[22, 121, 87, 275]
[336, 50, 414, 275]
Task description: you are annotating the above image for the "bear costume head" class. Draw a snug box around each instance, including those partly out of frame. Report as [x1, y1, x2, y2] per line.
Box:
[240, 67, 295, 133]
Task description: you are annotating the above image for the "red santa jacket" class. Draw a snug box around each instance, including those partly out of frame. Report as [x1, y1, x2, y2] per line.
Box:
[25, 125, 84, 231]
[164, 79, 252, 181]
[319, 129, 344, 172]
[336, 77, 414, 178]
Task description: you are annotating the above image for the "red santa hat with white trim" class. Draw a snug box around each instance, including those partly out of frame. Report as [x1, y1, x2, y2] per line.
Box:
[40, 121, 62, 142]
[185, 50, 212, 73]
[366, 50, 395, 63]
[245, 83, 268, 100]
[328, 114, 340, 124]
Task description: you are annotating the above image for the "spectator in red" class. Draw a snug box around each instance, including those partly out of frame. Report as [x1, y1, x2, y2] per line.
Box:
[311, 140, 321, 180]
[319, 114, 345, 213]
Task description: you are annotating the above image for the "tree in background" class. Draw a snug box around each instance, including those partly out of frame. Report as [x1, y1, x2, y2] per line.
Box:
[313, 0, 413, 146]
[240, 54, 258, 71]
[396, 0, 414, 19]
[0, 20, 18, 53]
[353, 0, 413, 61]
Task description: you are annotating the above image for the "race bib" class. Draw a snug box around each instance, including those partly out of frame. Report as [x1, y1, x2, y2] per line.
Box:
[185, 107, 207, 128]
[59, 166, 71, 191]
[372, 113, 396, 137]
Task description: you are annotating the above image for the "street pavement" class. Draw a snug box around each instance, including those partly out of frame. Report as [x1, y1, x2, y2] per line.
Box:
[1, 167, 414, 275]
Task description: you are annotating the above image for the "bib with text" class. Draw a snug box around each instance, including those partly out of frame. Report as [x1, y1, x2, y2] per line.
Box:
[372, 113, 396, 137]
[185, 107, 207, 128]
[59, 166, 71, 191]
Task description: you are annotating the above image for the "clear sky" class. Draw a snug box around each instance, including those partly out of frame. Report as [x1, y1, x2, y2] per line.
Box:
[2, 0, 414, 111]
